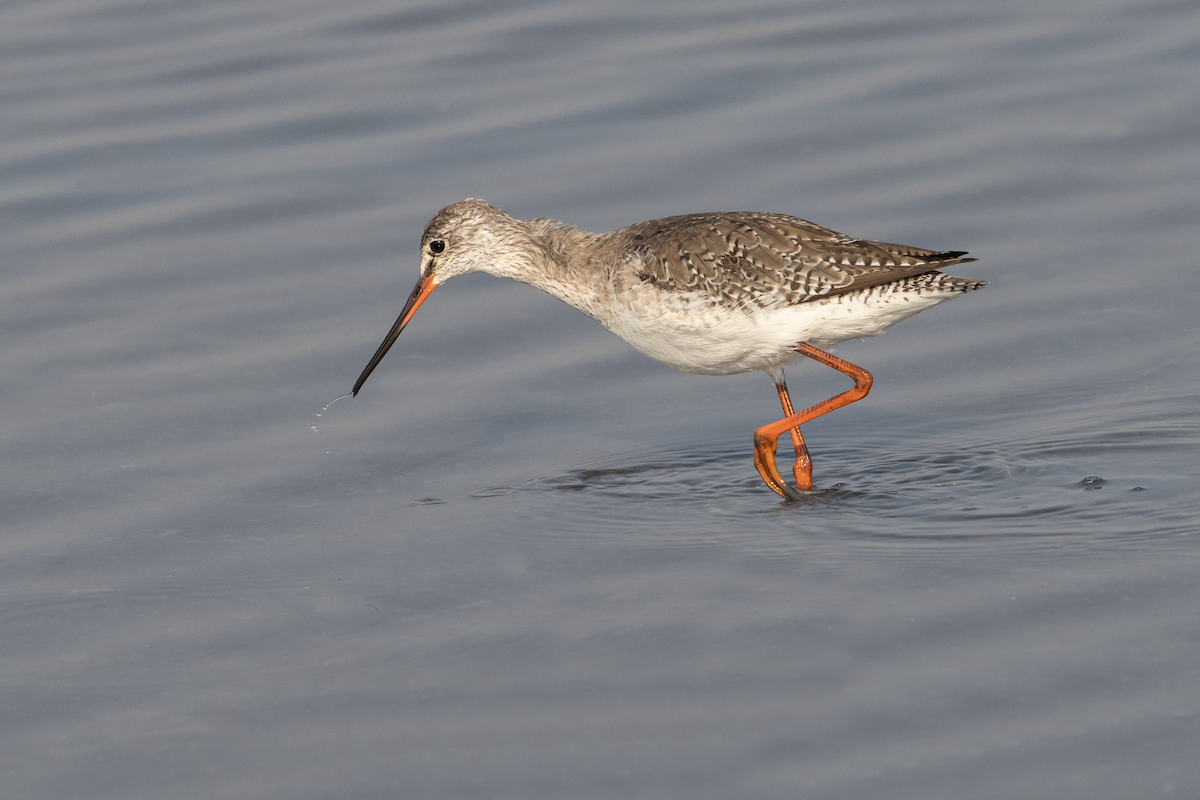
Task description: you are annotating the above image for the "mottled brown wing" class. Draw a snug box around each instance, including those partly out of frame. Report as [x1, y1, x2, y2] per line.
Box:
[624, 212, 976, 310]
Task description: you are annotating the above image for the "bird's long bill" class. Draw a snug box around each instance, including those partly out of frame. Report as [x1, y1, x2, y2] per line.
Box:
[351, 275, 439, 396]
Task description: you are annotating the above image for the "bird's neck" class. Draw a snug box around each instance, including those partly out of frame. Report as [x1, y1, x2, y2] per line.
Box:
[487, 218, 613, 321]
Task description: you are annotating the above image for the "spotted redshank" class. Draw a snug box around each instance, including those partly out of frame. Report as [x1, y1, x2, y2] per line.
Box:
[353, 199, 985, 499]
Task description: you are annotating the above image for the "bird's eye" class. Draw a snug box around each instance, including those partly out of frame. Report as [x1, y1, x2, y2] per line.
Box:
[428, 240, 445, 255]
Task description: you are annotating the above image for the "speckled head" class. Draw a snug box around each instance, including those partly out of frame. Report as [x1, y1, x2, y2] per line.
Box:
[417, 198, 524, 284]
[352, 199, 533, 396]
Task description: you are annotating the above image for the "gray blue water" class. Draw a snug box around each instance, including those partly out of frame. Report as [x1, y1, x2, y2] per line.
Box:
[2, 0, 1198, 797]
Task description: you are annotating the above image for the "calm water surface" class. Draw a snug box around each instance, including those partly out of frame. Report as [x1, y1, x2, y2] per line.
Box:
[2, 0, 1198, 798]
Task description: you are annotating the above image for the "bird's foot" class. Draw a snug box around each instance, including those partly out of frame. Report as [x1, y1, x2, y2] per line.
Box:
[753, 432, 810, 500]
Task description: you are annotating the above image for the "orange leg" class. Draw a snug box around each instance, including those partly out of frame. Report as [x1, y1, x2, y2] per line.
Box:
[774, 382, 813, 491]
[753, 342, 874, 499]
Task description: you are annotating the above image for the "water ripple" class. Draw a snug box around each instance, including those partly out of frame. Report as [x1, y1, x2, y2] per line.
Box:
[459, 407, 1198, 555]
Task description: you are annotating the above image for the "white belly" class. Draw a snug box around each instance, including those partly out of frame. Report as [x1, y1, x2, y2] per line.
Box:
[599, 282, 967, 376]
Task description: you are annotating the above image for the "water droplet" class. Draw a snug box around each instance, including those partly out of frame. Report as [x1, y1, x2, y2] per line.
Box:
[322, 394, 352, 412]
